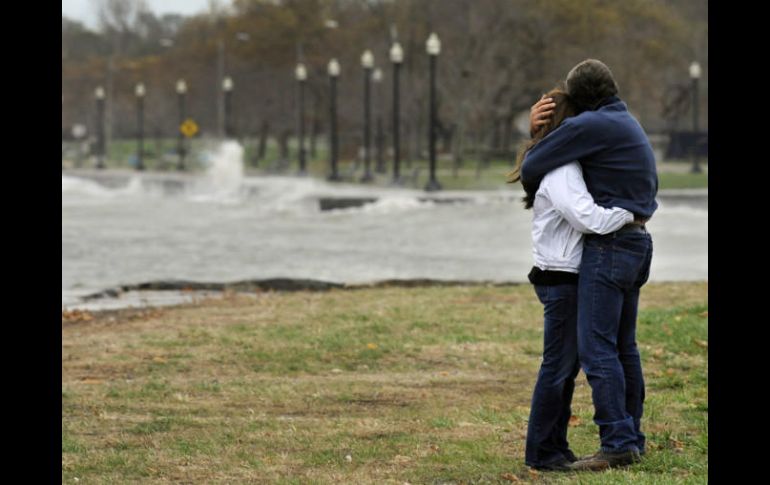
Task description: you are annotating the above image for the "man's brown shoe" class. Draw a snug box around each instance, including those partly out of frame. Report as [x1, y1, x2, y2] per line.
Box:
[568, 449, 641, 471]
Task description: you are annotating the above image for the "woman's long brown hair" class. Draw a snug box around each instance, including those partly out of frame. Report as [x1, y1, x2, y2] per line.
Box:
[506, 88, 577, 208]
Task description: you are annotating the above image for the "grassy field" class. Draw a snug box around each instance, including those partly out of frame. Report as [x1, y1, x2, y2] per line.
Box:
[62, 138, 708, 191]
[62, 282, 707, 483]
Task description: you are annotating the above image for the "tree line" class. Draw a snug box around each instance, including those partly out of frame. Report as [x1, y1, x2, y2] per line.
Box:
[62, 0, 708, 162]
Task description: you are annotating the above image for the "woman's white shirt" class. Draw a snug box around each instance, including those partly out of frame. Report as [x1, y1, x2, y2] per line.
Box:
[531, 162, 633, 273]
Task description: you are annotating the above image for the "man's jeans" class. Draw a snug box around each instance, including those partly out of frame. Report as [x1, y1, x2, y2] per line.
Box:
[525, 283, 581, 468]
[578, 227, 653, 454]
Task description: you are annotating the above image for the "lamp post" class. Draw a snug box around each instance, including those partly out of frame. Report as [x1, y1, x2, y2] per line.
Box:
[425, 33, 442, 191]
[361, 49, 374, 182]
[373, 68, 385, 174]
[217, 40, 225, 137]
[327, 59, 341, 181]
[689, 61, 702, 174]
[222, 76, 233, 138]
[295, 63, 308, 175]
[216, 33, 250, 138]
[135, 83, 145, 171]
[390, 42, 403, 184]
[94, 86, 105, 169]
[175, 79, 187, 170]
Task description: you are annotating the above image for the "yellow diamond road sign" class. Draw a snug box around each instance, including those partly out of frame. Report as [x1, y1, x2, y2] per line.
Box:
[180, 119, 198, 138]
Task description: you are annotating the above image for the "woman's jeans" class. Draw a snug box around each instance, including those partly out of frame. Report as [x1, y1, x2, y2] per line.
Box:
[525, 283, 581, 468]
[578, 227, 653, 454]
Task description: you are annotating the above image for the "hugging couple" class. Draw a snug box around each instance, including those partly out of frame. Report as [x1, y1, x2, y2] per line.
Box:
[508, 59, 658, 472]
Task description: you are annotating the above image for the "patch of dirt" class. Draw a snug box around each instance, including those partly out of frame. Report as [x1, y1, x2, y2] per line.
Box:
[62, 307, 167, 328]
[344, 397, 411, 407]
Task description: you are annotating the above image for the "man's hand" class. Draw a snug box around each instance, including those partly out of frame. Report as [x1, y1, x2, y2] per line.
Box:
[530, 95, 556, 137]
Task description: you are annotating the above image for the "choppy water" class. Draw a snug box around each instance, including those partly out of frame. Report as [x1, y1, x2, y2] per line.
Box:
[62, 142, 707, 308]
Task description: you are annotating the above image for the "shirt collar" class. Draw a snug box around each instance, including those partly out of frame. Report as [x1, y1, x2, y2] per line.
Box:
[595, 95, 622, 109]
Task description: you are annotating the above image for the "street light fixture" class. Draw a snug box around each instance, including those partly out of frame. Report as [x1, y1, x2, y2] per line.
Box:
[390, 42, 403, 184]
[425, 33, 441, 191]
[176, 79, 187, 170]
[361, 49, 374, 182]
[135, 82, 145, 171]
[94, 86, 105, 169]
[327, 60, 340, 77]
[328, 58, 341, 181]
[295, 63, 308, 81]
[295, 63, 308, 175]
[217, 32, 250, 138]
[689, 61, 702, 174]
[361, 50, 374, 69]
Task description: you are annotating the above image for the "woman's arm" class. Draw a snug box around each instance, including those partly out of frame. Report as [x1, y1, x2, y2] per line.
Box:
[546, 163, 633, 234]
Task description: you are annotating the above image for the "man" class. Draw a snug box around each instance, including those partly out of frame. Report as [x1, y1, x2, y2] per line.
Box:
[521, 59, 658, 471]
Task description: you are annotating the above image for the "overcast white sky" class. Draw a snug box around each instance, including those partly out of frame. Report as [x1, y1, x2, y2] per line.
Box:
[62, 0, 215, 29]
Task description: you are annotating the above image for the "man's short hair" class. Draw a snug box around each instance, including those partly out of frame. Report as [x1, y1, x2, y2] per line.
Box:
[566, 59, 619, 111]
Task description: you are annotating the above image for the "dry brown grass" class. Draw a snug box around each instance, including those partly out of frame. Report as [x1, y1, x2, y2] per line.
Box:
[62, 282, 707, 483]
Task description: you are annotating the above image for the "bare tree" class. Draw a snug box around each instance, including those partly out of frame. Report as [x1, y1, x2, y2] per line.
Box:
[64, 0, 706, 152]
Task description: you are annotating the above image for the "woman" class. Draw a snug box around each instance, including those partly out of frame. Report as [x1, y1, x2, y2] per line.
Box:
[506, 88, 634, 471]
